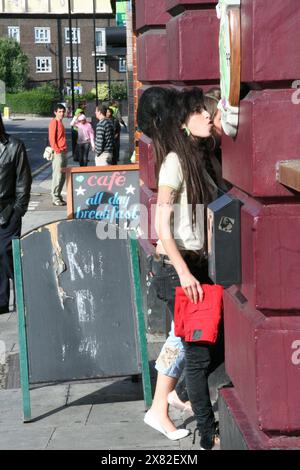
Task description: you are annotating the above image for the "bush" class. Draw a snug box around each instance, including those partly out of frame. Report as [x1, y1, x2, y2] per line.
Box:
[110, 81, 127, 100]
[89, 81, 127, 101]
[90, 83, 109, 101]
[4, 84, 60, 115]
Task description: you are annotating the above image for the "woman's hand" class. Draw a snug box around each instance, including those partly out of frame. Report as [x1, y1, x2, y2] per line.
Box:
[179, 271, 203, 304]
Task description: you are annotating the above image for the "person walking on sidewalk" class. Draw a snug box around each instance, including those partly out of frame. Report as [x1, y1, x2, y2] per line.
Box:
[49, 103, 68, 206]
[94, 105, 115, 166]
[0, 112, 32, 314]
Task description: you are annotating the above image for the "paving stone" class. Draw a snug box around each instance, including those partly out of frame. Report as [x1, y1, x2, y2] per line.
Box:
[46, 423, 182, 450]
[0, 426, 55, 450]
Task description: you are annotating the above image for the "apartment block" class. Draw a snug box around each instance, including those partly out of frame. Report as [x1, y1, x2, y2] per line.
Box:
[0, 16, 127, 94]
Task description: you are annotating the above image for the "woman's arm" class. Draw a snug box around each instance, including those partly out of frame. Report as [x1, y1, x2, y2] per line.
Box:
[156, 185, 203, 303]
[70, 116, 78, 127]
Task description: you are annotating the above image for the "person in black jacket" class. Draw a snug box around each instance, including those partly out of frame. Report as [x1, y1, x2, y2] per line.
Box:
[0, 112, 32, 314]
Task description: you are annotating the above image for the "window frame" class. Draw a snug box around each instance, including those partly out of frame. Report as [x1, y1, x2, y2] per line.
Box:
[119, 57, 126, 73]
[8, 26, 20, 42]
[34, 27, 51, 44]
[96, 57, 106, 73]
[65, 27, 81, 44]
[95, 28, 106, 54]
[35, 57, 52, 73]
[66, 57, 82, 73]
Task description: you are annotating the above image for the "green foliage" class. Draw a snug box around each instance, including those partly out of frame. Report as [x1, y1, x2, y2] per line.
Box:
[90, 83, 110, 101]
[89, 82, 127, 101]
[4, 84, 60, 115]
[110, 81, 127, 100]
[0, 38, 29, 92]
[77, 91, 95, 102]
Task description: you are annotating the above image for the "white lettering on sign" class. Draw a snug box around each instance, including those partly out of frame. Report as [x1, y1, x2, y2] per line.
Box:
[79, 337, 98, 359]
[76, 289, 96, 323]
[66, 242, 84, 281]
[291, 340, 300, 365]
[292, 80, 300, 105]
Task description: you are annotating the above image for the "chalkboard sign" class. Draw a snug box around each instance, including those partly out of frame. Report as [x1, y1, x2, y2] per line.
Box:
[65, 165, 140, 228]
[13, 219, 151, 421]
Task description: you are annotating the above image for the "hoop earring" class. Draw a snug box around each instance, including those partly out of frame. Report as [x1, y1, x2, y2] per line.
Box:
[183, 126, 191, 137]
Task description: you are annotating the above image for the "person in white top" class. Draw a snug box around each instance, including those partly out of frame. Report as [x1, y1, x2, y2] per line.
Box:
[138, 87, 221, 450]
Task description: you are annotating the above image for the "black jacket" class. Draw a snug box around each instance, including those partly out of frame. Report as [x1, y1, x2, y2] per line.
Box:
[0, 134, 32, 226]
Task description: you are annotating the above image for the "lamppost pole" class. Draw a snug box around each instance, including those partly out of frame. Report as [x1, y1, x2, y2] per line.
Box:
[93, 0, 99, 106]
[68, 0, 75, 115]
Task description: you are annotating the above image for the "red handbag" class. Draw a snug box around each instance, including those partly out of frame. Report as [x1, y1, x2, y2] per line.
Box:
[174, 284, 223, 343]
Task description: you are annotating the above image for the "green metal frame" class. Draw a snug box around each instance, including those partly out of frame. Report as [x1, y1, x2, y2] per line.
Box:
[129, 234, 152, 408]
[12, 239, 31, 422]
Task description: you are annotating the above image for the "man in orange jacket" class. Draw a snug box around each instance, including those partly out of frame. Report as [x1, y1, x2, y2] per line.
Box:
[48, 103, 68, 206]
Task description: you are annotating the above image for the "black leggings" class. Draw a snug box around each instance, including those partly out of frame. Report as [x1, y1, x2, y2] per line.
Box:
[76, 142, 90, 167]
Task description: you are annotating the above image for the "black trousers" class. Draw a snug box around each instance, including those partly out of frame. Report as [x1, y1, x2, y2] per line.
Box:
[76, 142, 90, 167]
[0, 212, 22, 309]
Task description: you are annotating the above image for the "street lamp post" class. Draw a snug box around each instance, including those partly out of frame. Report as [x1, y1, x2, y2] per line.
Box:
[68, 0, 75, 116]
[93, 0, 99, 106]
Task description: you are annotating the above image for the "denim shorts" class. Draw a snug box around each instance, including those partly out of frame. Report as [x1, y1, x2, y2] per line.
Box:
[150, 254, 211, 378]
[150, 256, 184, 378]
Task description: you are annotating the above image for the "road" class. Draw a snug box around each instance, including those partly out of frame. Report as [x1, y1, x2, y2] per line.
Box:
[4, 118, 72, 173]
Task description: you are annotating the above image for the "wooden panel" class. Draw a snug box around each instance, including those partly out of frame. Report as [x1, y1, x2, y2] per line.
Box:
[167, 10, 219, 82]
[278, 160, 300, 193]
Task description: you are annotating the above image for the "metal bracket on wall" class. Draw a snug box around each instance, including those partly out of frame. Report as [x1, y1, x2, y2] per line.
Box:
[277, 159, 300, 192]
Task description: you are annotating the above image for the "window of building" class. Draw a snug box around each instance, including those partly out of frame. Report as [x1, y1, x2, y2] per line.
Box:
[65, 28, 81, 44]
[36, 57, 52, 73]
[119, 57, 126, 73]
[8, 26, 20, 42]
[34, 27, 51, 44]
[95, 28, 106, 53]
[66, 57, 82, 73]
[96, 58, 106, 73]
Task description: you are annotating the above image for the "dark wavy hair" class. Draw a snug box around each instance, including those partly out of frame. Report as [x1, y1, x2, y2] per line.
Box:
[137, 87, 214, 223]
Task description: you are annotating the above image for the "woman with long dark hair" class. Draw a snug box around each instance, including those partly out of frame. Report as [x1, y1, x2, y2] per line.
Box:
[138, 87, 220, 449]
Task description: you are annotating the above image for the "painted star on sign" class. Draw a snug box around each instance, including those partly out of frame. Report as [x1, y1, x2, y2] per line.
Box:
[125, 184, 136, 195]
[75, 186, 86, 196]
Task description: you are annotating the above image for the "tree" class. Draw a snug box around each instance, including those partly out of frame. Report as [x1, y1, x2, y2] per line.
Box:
[0, 38, 29, 93]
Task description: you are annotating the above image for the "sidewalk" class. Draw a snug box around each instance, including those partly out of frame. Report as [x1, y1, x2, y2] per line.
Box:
[0, 129, 221, 450]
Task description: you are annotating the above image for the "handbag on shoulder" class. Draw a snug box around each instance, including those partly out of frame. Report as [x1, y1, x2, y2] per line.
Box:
[43, 146, 55, 161]
[174, 284, 223, 344]
[43, 119, 58, 161]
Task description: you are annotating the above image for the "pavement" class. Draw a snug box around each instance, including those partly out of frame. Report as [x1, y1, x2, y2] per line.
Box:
[0, 122, 223, 451]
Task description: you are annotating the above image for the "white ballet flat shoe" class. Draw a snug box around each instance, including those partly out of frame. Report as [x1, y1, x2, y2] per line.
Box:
[144, 410, 190, 441]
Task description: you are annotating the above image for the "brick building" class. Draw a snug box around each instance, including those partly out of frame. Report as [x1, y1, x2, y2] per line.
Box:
[0, 16, 126, 95]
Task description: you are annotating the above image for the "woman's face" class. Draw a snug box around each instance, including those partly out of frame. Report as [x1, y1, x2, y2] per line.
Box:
[185, 109, 213, 138]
